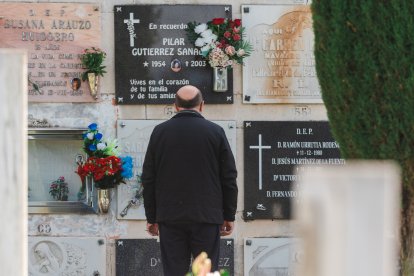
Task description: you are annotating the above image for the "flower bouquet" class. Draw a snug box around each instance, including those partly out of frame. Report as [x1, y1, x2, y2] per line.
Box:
[49, 176, 69, 201]
[80, 47, 107, 81]
[186, 18, 252, 68]
[80, 47, 106, 99]
[76, 123, 133, 190]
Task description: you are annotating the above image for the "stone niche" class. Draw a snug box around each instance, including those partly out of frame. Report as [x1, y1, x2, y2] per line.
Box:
[244, 237, 301, 276]
[28, 128, 98, 214]
[28, 236, 106, 275]
[116, 238, 234, 275]
[116, 119, 236, 220]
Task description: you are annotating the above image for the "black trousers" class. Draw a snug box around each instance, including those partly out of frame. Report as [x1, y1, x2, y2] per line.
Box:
[158, 222, 220, 276]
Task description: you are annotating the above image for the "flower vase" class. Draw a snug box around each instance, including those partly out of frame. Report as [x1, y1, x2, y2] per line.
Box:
[213, 67, 228, 92]
[87, 72, 99, 99]
[97, 188, 111, 213]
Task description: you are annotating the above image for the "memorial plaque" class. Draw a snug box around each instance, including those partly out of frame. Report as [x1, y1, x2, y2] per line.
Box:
[28, 236, 106, 275]
[114, 5, 233, 105]
[242, 5, 322, 103]
[0, 3, 101, 102]
[244, 237, 301, 276]
[116, 119, 236, 220]
[244, 121, 344, 219]
[116, 238, 234, 275]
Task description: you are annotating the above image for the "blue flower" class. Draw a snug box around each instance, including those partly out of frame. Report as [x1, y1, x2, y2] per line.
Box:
[88, 144, 97, 151]
[95, 132, 103, 140]
[121, 156, 134, 179]
[88, 123, 98, 131]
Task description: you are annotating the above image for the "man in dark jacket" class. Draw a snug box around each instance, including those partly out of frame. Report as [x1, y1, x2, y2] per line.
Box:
[142, 85, 238, 276]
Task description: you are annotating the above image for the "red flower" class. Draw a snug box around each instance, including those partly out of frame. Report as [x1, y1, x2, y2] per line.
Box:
[232, 34, 241, 41]
[76, 156, 123, 182]
[234, 19, 241, 27]
[228, 20, 235, 28]
[224, 31, 232, 39]
[212, 18, 225, 25]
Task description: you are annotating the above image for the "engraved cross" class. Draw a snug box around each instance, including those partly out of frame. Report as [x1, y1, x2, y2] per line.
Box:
[249, 134, 271, 190]
[124, 13, 140, 47]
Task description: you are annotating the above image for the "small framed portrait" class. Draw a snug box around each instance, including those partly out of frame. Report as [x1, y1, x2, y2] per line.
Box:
[71, 78, 81, 90]
[170, 59, 182, 72]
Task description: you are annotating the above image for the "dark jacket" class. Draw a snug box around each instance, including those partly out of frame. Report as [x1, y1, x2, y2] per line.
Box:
[142, 110, 238, 224]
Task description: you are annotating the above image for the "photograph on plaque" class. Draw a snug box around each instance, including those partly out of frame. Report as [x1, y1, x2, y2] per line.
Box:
[244, 237, 301, 276]
[243, 121, 344, 220]
[0, 3, 101, 102]
[114, 5, 234, 105]
[116, 119, 236, 220]
[116, 239, 234, 275]
[242, 4, 322, 104]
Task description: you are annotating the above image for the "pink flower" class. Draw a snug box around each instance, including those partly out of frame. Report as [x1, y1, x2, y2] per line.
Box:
[225, 46, 236, 56]
[224, 31, 232, 39]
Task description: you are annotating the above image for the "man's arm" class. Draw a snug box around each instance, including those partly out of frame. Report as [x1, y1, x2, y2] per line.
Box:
[142, 135, 157, 224]
[219, 130, 238, 222]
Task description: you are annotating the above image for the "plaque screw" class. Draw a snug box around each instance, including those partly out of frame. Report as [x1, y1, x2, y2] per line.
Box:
[98, 239, 105, 245]
[244, 95, 251, 102]
[243, 7, 250, 13]
[120, 122, 126, 128]
[246, 240, 252, 246]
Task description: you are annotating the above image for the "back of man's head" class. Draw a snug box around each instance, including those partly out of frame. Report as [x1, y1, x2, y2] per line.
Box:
[175, 85, 203, 109]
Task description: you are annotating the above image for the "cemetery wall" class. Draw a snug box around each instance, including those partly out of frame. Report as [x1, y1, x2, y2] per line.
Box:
[1, 0, 328, 275]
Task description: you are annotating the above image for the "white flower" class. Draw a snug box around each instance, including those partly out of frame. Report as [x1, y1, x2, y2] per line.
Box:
[201, 29, 213, 38]
[87, 132, 94, 140]
[208, 47, 230, 68]
[208, 34, 218, 43]
[194, 23, 208, 34]
[195, 37, 206, 47]
[237, 48, 246, 57]
[97, 142, 106, 150]
[201, 45, 211, 52]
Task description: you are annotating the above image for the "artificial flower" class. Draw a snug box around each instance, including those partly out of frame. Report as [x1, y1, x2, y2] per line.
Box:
[187, 18, 252, 68]
[76, 123, 133, 189]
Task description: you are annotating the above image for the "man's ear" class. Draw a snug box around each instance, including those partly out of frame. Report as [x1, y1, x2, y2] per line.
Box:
[199, 101, 204, 112]
[174, 103, 180, 112]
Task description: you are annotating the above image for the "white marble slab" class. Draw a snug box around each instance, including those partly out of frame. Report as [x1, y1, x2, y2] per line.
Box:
[244, 237, 301, 276]
[0, 49, 28, 276]
[28, 237, 106, 276]
[116, 119, 236, 220]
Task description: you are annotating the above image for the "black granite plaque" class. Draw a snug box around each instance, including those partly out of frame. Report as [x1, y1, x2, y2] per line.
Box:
[114, 5, 233, 105]
[116, 238, 234, 275]
[243, 121, 344, 220]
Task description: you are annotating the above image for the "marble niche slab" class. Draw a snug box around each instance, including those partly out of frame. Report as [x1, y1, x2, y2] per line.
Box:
[28, 236, 106, 276]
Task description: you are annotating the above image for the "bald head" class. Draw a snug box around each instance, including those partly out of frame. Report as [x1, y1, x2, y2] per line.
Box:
[175, 85, 203, 110]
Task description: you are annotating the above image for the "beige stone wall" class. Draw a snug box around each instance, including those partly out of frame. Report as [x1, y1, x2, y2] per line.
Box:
[2, 0, 327, 275]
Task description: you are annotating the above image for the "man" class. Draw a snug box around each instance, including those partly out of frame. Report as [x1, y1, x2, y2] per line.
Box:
[142, 85, 238, 276]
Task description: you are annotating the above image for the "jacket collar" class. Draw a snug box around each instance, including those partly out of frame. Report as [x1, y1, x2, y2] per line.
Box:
[173, 110, 204, 119]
